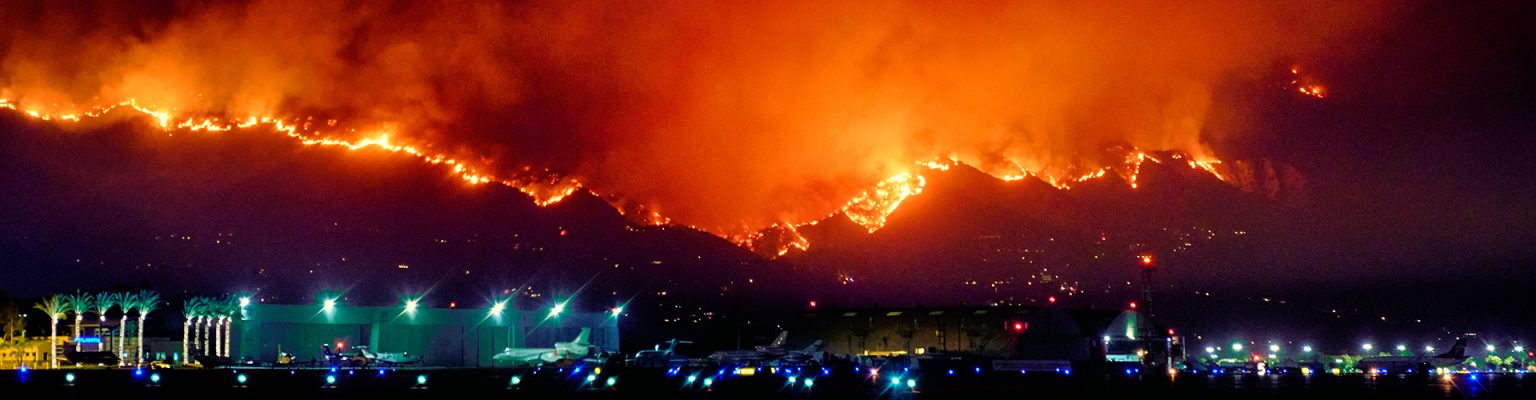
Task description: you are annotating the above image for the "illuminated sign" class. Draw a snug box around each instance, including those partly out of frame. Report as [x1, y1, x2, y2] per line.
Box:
[76, 337, 102, 344]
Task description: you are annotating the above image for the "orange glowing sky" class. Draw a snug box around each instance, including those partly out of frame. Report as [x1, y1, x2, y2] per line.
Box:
[0, 1, 1396, 240]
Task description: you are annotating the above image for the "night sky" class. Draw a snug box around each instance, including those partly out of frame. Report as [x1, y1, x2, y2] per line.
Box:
[1, 1, 1535, 348]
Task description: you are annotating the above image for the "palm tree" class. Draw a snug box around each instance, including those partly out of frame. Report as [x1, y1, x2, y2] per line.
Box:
[63, 291, 92, 352]
[135, 290, 160, 365]
[91, 293, 118, 358]
[118, 292, 138, 362]
[32, 294, 66, 368]
[180, 297, 200, 364]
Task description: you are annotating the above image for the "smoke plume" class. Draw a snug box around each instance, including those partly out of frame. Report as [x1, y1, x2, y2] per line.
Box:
[0, 0, 1398, 233]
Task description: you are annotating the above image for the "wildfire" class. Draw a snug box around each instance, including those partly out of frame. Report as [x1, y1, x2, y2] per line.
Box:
[1, 98, 1233, 258]
[0, 98, 581, 206]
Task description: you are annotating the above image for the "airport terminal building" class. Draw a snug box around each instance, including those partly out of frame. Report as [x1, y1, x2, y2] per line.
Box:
[235, 303, 619, 367]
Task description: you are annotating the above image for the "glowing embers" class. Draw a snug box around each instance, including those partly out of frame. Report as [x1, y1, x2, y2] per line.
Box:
[1288, 66, 1327, 99]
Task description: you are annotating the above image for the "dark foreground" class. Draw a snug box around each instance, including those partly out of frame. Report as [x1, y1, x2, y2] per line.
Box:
[3, 367, 1531, 399]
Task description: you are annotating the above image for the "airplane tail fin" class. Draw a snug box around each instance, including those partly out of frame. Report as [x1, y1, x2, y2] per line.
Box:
[573, 328, 591, 346]
[1437, 337, 1469, 358]
[770, 331, 789, 348]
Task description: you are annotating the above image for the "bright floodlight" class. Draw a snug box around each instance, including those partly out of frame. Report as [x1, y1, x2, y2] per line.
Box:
[404, 299, 419, 313]
[322, 298, 337, 312]
[1426, 346, 1435, 352]
[1205, 347, 1216, 354]
[1303, 345, 1314, 352]
[490, 300, 507, 315]
[1269, 344, 1280, 352]
[1486, 344, 1496, 352]
[1396, 344, 1407, 351]
[239, 297, 251, 307]
[1515, 346, 1525, 353]
[611, 306, 624, 317]
[1362, 343, 1373, 351]
[550, 302, 567, 317]
[1231, 343, 1243, 351]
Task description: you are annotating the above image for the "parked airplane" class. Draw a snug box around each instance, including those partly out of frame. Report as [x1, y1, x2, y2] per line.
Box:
[710, 331, 792, 364]
[709, 331, 822, 365]
[352, 346, 423, 366]
[492, 328, 593, 366]
[632, 339, 693, 368]
[1356, 337, 1470, 373]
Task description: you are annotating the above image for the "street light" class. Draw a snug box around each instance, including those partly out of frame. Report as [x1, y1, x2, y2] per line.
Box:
[1396, 344, 1407, 352]
[1269, 344, 1280, 353]
[1303, 345, 1313, 353]
[1232, 343, 1243, 351]
[1362, 343, 1373, 351]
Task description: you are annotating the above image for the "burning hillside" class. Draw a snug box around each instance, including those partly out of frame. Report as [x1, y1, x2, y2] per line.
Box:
[0, 1, 1390, 254]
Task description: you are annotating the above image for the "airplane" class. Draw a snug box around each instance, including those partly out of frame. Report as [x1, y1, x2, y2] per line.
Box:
[351, 346, 423, 366]
[778, 340, 824, 365]
[1355, 337, 1470, 373]
[492, 328, 593, 367]
[709, 331, 792, 365]
[631, 339, 693, 368]
[709, 331, 822, 365]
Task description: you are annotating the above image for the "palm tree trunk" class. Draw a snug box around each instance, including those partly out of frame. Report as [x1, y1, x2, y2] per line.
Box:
[136, 316, 147, 364]
[73, 315, 82, 352]
[223, 318, 232, 357]
[119, 316, 127, 362]
[182, 321, 190, 364]
[211, 319, 220, 357]
[49, 318, 58, 369]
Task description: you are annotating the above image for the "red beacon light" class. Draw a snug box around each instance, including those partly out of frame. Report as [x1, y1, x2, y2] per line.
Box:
[1139, 255, 1154, 268]
[809, 300, 818, 309]
[1128, 301, 1138, 310]
[1047, 296, 1057, 304]
[1010, 322, 1026, 333]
